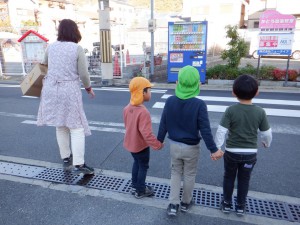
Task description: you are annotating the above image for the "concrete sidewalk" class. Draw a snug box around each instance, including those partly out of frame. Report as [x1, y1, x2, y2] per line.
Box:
[1, 156, 298, 225]
[0, 177, 254, 225]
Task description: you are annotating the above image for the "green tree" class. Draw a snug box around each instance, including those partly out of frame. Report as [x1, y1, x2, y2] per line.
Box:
[221, 25, 248, 68]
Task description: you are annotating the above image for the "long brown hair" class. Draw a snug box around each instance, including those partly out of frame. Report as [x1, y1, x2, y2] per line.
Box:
[57, 19, 82, 43]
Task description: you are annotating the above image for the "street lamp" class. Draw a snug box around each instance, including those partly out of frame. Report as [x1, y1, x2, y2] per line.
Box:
[150, 0, 154, 78]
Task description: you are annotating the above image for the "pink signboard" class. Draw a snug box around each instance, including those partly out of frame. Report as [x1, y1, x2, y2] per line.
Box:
[259, 10, 296, 29]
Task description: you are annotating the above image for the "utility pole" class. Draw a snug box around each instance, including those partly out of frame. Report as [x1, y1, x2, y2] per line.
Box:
[98, 0, 113, 86]
[150, 0, 155, 79]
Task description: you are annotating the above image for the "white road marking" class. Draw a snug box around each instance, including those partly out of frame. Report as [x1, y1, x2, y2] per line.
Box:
[152, 102, 165, 109]
[0, 111, 298, 135]
[0, 112, 36, 119]
[89, 120, 124, 127]
[153, 102, 300, 118]
[21, 96, 38, 98]
[20, 119, 300, 136]
[90, 126, 125, 133]
[0, 84, 20, 88]
[161, 94, 300, 106]
[0, 112, 157, 127]
[21, 120, 125, 133]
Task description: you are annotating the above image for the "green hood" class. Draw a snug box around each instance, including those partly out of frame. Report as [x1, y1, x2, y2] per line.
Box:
[175, 65, 200, 99]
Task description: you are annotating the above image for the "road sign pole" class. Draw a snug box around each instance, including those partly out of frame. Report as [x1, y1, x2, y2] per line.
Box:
[256, 55, 261, 79]
[283, 55, 291, 86]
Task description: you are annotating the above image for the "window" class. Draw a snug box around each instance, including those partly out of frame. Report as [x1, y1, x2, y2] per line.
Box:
[254, 21, 259, 28]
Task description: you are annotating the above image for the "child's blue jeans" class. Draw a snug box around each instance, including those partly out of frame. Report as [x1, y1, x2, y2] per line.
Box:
[131, 147, 150, 194]
[223, 151, 257, 207]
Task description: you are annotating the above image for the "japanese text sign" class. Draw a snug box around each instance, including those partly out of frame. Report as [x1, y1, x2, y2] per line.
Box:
[258, 33, 294, 55]
[259, 10, 296, 29]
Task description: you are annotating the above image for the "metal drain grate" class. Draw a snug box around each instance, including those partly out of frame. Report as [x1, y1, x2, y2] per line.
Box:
[194, 190, 222, 209]
[0, 162, 45, 177]
[245, 198, 289, 220]
[1, 162, 299, 222]
[288, 204, 300, 222]
[86, 175, 125, 191]
[34, 168, 81, 184]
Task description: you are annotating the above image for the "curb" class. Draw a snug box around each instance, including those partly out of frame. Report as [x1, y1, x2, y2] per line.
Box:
[1, 76, 299, 93]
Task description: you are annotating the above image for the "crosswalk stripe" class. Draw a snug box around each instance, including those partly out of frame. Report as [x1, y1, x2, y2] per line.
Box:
[22, 96, 38, 98]
[20, 118, 300, 135]
[161, 94, 300, 106]
[152, 102, 300, 118]
[89, 120, 124, 127]
[0, 108, 296, 135]
[0, 111, 160, 129]
[21, 120, 126, 133]
[0, 84, 20, 88]
[0, 112, 36, 119]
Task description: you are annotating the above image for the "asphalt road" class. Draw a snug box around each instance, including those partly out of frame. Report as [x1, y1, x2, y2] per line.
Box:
[0, 84, 299, 225]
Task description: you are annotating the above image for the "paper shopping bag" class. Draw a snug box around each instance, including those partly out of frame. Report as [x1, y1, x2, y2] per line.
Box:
[20, 63, 48, 97]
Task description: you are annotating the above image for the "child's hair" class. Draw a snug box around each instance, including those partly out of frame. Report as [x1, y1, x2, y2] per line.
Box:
[143, 87, 150, 93]
[233, 75, 258, 100]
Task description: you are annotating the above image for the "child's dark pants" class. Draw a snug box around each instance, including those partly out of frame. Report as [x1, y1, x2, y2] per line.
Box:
[131, 147, 150, 194]
[223, 151, 257, 207]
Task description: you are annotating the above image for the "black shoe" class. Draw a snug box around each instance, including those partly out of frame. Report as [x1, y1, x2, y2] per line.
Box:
[130, 187, 136, 195]
[236, 204, 245, 216]
[63, 154, 72, 171]
[220, 200, 232, 214]
[180, 199, 194, 212]
[73, 164, 94, 175]
[167, 203, 179, 216]
[134, 185, 154, 199]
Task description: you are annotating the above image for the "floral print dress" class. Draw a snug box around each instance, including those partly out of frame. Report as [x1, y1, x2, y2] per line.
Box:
[37, 41, 91, 136]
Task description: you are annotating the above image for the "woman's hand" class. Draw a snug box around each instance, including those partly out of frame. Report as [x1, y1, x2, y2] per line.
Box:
[85, 87, 95, 98]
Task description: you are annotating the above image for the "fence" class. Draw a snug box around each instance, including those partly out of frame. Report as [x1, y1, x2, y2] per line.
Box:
[0, 54, 101, 79]
[0, 51, 151, 80]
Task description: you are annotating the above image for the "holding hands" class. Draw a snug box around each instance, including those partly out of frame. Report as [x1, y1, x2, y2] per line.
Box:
[211, 149, 224, 161]
[158, 142, 164, 150]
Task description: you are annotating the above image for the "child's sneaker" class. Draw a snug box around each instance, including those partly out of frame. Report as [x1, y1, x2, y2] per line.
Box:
[236, 204, 245, 216]
[180, 199, 194, 212]
[130, 187, 136, 195]
[63, 154, 72, 171]
[73, 164, 94, 175]
[167, 203, 179, 216]
[134, 185, 154, 199]
[220, 200, 232, 214]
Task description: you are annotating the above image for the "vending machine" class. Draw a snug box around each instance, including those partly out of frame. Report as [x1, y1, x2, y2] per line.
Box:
[167, 21, 208, 83]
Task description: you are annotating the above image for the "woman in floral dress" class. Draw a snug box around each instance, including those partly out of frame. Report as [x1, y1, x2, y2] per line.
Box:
[37, 19, 95, 175]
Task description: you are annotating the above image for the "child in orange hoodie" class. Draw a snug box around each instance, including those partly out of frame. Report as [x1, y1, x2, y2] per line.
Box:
[123, 77, 164, 199]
